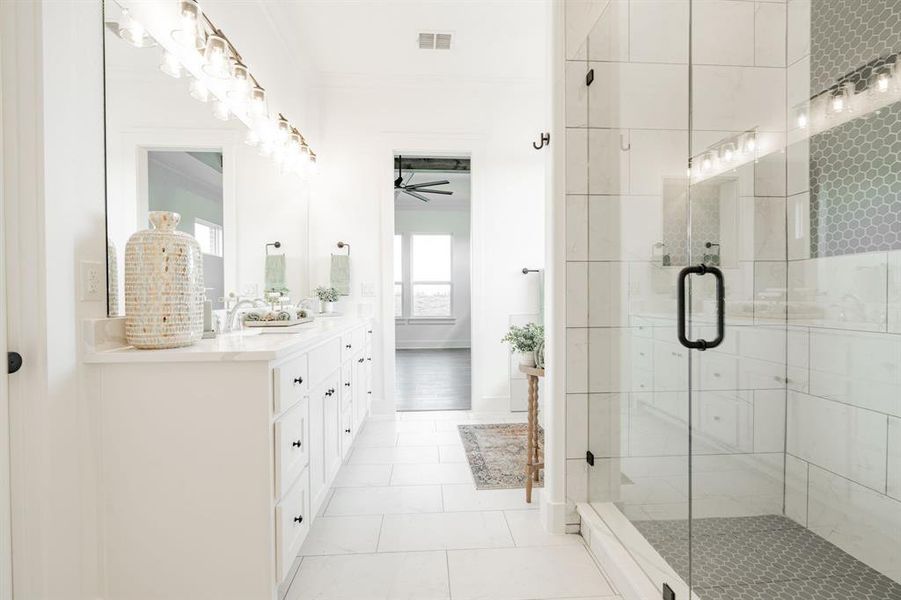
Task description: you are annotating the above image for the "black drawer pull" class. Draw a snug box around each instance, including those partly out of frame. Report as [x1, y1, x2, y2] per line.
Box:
[294, 515, 303, 524]
[345, 344, 352, 349]
[344, 428, 351, 434]
[292, 440, 302, 448]
[293, 376, 303, 385]
[367, 357, 372, 362]
[344, 382, 351, 387]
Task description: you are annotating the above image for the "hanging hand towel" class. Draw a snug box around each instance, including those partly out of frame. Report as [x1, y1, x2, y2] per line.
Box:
[265, 254, 287, 292]
[330, 254, 350, 295]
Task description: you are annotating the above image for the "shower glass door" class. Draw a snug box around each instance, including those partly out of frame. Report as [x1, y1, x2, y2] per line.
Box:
[573, 0, 901, 598]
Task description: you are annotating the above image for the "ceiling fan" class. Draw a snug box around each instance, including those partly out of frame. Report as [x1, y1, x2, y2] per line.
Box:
[394, 156, 454, 203]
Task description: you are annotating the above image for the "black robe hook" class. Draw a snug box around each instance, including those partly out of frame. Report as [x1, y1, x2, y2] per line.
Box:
[532, 132, 550, 150]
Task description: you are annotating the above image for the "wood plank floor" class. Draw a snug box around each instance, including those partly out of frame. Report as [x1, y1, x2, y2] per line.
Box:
[395, 349, 471, 411]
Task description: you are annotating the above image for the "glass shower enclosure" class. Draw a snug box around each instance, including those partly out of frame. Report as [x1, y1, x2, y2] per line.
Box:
[564, 0, 901, 597]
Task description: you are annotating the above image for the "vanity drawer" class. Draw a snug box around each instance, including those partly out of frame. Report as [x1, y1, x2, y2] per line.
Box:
[308, 338, 340, 387]
[341, 327, 365, 363]
[274, 398, 309, 500]
[273, 354, 309, 415]
[275, 470, 310, 584]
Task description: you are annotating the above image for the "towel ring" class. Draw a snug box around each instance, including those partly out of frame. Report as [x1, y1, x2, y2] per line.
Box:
[266, 241, 282, 256]
[336, 241, 350, 256]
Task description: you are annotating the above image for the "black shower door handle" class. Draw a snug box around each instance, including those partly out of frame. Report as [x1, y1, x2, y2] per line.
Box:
[677, 264, 725, 351]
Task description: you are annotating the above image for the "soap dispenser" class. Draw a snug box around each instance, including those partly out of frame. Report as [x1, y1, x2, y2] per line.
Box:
[202, 288, 217, 339]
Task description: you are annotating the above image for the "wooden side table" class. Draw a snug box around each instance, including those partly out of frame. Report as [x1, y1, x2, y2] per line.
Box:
[519, 364, 545, 503]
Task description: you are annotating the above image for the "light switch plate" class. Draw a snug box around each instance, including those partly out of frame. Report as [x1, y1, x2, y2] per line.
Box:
[80, 260, 104, 301]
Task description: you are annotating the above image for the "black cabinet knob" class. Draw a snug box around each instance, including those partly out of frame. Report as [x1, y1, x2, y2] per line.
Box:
[294, 515, 303, 524]
[344, 428, 351, 434]
[344, 382, 351, 387]
[367, 391, 372, 395]
[367, 329, 373, 334]
[367, 357, 372, 362]
[293, 376, 303, 385]
[345, 344, 352, 349]
[292, 440, 302, 448]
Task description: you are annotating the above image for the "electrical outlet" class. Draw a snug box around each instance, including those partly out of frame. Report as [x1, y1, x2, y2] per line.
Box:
[80, 260, 104, 301]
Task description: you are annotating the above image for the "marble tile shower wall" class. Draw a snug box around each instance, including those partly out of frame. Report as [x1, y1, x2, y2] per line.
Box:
[563, 0, 789, 527]
[783, 0, 901, 585]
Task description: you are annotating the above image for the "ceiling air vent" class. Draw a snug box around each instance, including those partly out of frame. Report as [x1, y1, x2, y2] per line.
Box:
[418, 32, 452, 50]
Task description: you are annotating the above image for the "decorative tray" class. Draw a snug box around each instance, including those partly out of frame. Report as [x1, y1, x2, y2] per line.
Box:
[243, 317, 314, 328]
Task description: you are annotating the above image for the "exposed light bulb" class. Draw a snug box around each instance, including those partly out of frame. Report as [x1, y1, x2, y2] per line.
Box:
[212, 99, 230, 121]
[744, 136, 756, 153]
[172, 0, 202, 49]
[118, 9, 154, 48]
[721, 143, 735, 162]
[797, 111, 808, 129]
[189, 78, 210, 102]
[832, 94, 844, 112]
[701, 154, 712, 172]
[228, 62, 252, 103]
[275, 117, 291, 143]
[249, 87, 268, 118]
[202, 34, 231, 79]
[160, 51, 182, 79]
[877, 72, 890, 92]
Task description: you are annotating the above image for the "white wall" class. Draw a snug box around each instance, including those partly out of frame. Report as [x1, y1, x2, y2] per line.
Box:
[395, 207, 471, 349]
[310, 76, 547, 413]
[0, 2, 323, 597]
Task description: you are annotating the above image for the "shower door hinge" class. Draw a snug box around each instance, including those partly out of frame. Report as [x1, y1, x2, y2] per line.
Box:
[585, 450, 594, 466]
[585, 68, 594, 86]
[663, 583, 676, 600]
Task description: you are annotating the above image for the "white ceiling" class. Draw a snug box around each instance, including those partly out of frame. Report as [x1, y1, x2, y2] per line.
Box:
[272, 0, 548, 82]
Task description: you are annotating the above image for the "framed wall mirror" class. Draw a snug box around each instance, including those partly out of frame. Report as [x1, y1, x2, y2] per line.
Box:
[103, 0, 310, 318]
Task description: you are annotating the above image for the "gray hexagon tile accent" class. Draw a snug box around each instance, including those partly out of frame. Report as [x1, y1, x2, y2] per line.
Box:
[633, 515, 901, 599]
[808, 0, 901, 258]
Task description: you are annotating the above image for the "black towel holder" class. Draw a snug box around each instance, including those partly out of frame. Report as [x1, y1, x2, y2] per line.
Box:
[266, 241, 282, 256]
[336, 241, 350, 256]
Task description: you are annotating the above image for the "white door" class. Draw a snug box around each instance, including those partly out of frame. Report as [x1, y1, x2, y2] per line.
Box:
[0, 31, 14, 600]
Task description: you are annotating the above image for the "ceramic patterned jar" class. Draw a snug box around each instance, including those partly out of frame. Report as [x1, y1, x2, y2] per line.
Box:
[124, 211, 204, 349]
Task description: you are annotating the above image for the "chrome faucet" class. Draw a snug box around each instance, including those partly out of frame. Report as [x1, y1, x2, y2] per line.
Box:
[224, 297, 267, 332]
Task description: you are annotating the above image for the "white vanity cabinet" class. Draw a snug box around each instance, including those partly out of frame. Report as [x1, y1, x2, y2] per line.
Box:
[86, 317, 374, 600]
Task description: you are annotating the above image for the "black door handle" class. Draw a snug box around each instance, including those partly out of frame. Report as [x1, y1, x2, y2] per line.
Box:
[8, 352, 22, 374]
[677, 264, 725, 351]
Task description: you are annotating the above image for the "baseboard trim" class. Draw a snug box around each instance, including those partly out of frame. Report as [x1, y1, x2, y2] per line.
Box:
[538, 491, 568, 534]
[395, 342, 472, 350]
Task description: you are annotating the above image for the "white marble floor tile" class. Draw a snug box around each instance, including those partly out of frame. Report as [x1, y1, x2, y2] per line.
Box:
[300, 515, 382, 556]
[396, 431, 462, 446]
[287, 551, 450, 600]
[390, 463, 473, 486]
[503, 510, 584, 547]
[326, 485, 444, 516]
[442, 484, 538, 512]
[447, 545, 614, 600]
[364, 420, 437, 434]
[400, 410, 471, 421]
[377, 511, 513, 552]
[348, 445, 439, 465]
[438, 445, 467, 463]
[332, 464, 393, 488]
[351, 431, 398, 448]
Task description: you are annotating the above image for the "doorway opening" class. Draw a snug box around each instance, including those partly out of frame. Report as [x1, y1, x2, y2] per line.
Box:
[393, 155, 471, 411]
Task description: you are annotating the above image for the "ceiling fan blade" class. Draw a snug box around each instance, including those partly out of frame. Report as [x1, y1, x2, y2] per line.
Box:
[404, 190, 431, 203]
[404, 180, 450, 190]
[411, 188, 453, 195]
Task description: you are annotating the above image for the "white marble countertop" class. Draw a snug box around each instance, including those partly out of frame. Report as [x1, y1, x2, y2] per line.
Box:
[83, 316, 370, 364]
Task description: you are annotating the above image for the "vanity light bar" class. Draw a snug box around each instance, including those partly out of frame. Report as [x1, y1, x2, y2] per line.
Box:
[688, 129, 760, 185]
[791, 52, 899, 142]
[112, 0, 317, 178]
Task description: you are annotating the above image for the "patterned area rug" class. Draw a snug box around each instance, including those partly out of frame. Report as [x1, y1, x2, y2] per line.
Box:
[458, 423, 543, 490]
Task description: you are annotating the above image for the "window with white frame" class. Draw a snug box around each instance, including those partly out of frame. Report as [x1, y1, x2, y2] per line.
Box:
[194, 218, 224, 257]
[395, 233, 453, 319]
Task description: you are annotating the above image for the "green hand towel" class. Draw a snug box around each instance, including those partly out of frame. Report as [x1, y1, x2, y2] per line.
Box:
[330, 254, 350, 295]
[265, 254, 286, 292]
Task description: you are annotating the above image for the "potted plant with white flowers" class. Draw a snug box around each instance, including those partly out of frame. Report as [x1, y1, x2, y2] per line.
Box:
[502, 323, 544, 367]
[313, 286, 340, 314]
